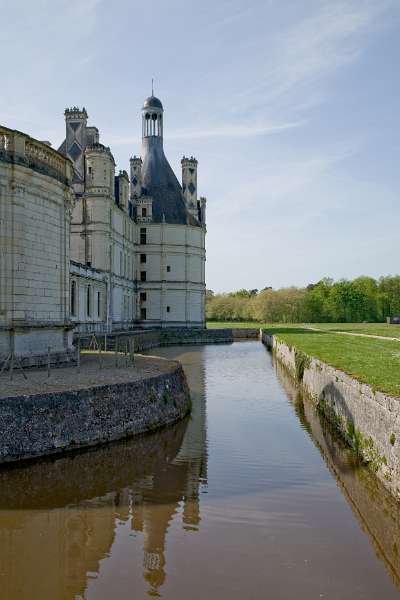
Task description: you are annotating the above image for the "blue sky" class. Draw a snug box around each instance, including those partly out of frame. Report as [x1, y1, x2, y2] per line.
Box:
[1, 0, 399, 292]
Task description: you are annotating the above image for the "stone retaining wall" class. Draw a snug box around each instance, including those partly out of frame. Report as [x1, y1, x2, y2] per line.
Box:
[262, 331, 400, 499]
[274, 359, 400, 585]
[77, 327, 260, 352]
[0, 363, 190, 464]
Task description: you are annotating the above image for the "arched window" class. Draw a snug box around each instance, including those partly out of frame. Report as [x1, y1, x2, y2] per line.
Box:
[70, 281, 76, 316]
[87, 285, 92, 317]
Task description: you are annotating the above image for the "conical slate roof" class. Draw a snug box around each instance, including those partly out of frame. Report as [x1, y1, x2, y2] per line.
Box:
[141, 137, 199, 226]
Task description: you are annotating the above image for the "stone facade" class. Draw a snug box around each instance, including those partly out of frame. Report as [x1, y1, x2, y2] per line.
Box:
[0, 126, 75, 363]
[61, 95, 206, 332]
[0, 95, 207, 361]
[136, 222, 205, 327]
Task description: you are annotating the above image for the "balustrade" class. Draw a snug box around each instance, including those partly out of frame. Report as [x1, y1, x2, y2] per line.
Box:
[0, 126, 71, 185]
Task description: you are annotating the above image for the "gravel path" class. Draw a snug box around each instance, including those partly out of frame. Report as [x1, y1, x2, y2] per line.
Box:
[0, 352, 178, 399]
[304, 326, 400, 342]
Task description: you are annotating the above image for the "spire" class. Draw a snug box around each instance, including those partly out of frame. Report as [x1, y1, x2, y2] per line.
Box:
[151, 78, 154, 96]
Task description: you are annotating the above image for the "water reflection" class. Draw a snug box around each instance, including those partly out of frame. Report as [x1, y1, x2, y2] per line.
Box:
[273, 356, 400, 592]
[0, 349, 207, 600]
[1, 343, 400, 599]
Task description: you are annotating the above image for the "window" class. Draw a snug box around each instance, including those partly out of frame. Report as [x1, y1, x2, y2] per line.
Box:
[97, 291, 101, 317]
[140, 307, 147, 320]
[140, 253, 146, 264]
[87, 285, 92, 317]
[142, 207, 147, 217]
[140, 292, 147, 302]
[120, 251, 123, 275]
[166, 265, 171, 272]
[70, 281, 76, 316]
[166, 306, 170, 313]
[140, 271, 147, 282]
[140, 227, 147, 245]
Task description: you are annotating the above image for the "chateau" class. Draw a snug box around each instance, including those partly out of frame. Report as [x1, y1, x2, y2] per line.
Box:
[0, 95, 206, 363]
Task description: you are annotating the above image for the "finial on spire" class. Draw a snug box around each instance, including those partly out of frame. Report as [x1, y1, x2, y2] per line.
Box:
[151, 78, 154, 96]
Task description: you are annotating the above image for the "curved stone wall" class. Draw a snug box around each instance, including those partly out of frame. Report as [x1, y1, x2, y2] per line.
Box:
[0, 125, 75, 363]
[0, 362, 190, 464]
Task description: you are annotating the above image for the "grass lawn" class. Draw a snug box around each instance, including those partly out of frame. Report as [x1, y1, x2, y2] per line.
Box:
[264, 326, 400, 397]
[207, 321, 298, 329]
[207, 321, 400, 339]
[305, 322, 400, 339]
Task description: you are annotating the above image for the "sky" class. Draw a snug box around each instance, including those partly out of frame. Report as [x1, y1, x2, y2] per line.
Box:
[1, 0, 399, 292]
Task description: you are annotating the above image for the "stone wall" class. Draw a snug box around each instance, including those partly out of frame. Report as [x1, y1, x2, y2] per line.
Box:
[0, 125, 75, 363]
[0, 363, 190, 464]
[274, 359, 400, 588]
[159, 327, 234, 345]
[77, 327, 259, 352]
[262, 331, 400, 499]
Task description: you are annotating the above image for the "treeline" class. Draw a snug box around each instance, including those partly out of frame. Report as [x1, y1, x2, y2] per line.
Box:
[206, 276, 400, 323]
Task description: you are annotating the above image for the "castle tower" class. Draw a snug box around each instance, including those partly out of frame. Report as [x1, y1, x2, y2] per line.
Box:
[64, 107, 88, 194]
[115, 170, 130, 212]
[135, 92, 206, 328]
[181, 156, 198, 221]
[140, 95, 191, 224]
[84, 143, 115, 195]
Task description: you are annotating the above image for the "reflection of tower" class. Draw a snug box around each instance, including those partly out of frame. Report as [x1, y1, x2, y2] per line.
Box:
[130, 345, 208, 596]
[175, 347, 208, 531]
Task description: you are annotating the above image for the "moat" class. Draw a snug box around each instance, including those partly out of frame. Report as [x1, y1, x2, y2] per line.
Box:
[1, 341, 400, 599]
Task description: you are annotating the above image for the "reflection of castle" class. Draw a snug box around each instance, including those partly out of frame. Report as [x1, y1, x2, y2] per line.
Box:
[131, 347, 208, 595]
[0, 349, 207, 599]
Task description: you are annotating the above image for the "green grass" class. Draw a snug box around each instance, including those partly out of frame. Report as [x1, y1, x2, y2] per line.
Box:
[264, 326, 400, 397]
[207, 321, 299, 329]
[304, 322, 400, 339]
[207, 321, 400, 339]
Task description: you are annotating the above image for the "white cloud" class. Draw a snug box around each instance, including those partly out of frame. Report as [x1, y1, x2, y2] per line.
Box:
[226, 0, 395, 115]
[108, 119, 304, 145]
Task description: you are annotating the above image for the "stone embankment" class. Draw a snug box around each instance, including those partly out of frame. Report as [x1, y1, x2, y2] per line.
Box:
[0, 354, 190, 464]
[262, 331, 400, 499]
[275, 359, 400, 587]
[77, 327, 260, 352]
[0, 327, 258, 466]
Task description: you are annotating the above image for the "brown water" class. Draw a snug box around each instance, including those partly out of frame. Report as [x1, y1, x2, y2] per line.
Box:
[1, 342, 400, 599]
